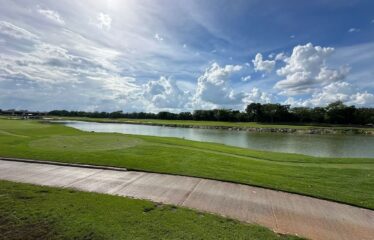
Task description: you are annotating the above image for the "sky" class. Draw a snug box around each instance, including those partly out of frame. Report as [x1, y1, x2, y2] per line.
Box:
[0, 0, 374, 112]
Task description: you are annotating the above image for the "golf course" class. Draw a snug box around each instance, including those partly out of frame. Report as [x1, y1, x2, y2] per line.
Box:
[0, 118, 373, 209]
[3, 1, 374, 238]
[1, 118, 374, 239]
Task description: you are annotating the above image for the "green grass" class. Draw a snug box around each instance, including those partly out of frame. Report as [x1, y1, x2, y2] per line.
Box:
[50, 116, 374, 130]
[0, 119, 374, 209]
[0, 180, 302, 240]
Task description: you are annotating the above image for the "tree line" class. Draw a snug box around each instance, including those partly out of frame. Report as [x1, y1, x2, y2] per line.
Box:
[46, 101, 374, 125]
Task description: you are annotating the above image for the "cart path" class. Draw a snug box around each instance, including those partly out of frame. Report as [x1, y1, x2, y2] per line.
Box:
[0, 159, 373, 240]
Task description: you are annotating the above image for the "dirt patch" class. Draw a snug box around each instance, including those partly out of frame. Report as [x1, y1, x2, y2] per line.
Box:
[0, 215, 56, 240]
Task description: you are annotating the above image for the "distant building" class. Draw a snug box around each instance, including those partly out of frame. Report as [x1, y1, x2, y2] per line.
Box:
[0, 109, 47, 119]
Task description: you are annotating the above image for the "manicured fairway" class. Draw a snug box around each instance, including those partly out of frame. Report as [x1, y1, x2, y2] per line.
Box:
[0, 180, 302, 240]
[0, 119, 373, 209]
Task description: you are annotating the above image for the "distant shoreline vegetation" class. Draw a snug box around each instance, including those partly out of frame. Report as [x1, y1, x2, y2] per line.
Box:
[47, 101, 374, 126]
[1, 101, 374, 126]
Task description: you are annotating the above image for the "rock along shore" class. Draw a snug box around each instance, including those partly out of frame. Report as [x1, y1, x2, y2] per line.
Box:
[98, 120, 374, 135]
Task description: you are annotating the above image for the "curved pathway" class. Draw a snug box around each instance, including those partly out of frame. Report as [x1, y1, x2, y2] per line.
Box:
[0, 158, 373, 240]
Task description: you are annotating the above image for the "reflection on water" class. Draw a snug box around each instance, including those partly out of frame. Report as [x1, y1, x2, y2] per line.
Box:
[61, 121, 374, 158]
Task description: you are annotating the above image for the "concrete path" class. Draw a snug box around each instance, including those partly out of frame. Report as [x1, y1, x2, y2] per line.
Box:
[0, 159, 373, 240]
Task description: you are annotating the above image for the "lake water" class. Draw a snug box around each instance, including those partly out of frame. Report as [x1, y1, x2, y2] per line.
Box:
[61, 121, 374, 158]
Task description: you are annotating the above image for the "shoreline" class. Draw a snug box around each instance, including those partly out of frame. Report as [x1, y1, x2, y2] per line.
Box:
[121, 121, 374, 135]
[49, 117, 374, 135]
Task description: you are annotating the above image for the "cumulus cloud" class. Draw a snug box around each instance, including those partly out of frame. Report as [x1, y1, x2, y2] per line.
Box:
[275, 52, 287, 61]
[37, 8, 65, 25]
[285, 81, 374, 107]
[143, 76, 190, 109]
[275, 43, 349, 95]
[252, 53, 275, 72]
[1, 1, 372, 113]
[244, 88, 272, 104]
[350, 92, 374, 106]
[97, 13, 112, 30]
[194, 63, 244, 106]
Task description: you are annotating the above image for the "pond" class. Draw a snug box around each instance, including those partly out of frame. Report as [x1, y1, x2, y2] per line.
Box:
[61, 121, 374, 158]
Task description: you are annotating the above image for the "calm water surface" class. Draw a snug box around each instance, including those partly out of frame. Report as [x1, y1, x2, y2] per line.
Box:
[61, 121, 374, 158]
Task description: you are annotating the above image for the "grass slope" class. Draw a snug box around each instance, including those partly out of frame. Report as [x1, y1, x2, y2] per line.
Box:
[0, 119, 373, 209]
[0, 180, 302, 240]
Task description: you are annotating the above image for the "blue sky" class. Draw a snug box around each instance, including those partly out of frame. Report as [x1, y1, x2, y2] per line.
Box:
[0, 0, 374, 112]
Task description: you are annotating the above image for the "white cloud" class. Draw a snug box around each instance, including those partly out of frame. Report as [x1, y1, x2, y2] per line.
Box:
[0, 22, 144, 111]
[290, 35, 295, 39]
[1, 2, 373, 112]
[307, 81, 352, 106]
[88, 75, 138, 95]
[329, 41, 374, 91]
[0, 21, 38, 41]
[194, 63, 244, 106]
[37, 8, 65, 25]
[143, 76, 190, 110]
[285, 81, 374, 107]
[275, 52, 287, 61]
[252, 53, 275, 72]
[0, 38, 125, 85]
[0, 44, 72, 84]
[244, 88, 272, 105]
[241, 75, 251, 82]
[275, 43, 349, 95]
[97, 13, 112, 30]
[154, 33, 164, 41]
[348, 28, 360, 33]
[350, 92, 374, 106]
